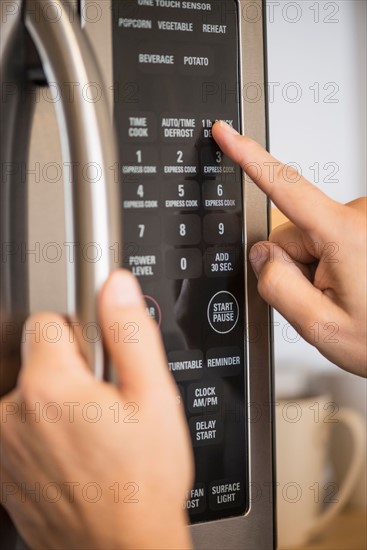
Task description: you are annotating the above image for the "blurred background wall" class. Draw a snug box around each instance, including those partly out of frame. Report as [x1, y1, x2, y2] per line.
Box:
[266, 0, 366, 509]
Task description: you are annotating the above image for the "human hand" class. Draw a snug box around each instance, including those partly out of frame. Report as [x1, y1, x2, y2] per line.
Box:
[213, 121, 367, 377]
[0, 270, 193, 549]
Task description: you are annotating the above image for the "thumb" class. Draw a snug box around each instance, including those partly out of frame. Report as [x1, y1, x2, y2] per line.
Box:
[249, 242, 339, 344]
[99, 270, 171, 395]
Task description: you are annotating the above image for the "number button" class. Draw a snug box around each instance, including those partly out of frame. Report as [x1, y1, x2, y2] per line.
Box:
[122, 182, 160, 209]
[202, 181, 240, 210]
[121, 146, 158, 179]
[124, 214, 160, 246]
[203, 214, 241, 245]
[165, 249, 202, 279]
[165, 215, 201, 245]
[200, 145, 237, 179]
[164, 181, 200, 210]
[162, 145, 198, 176]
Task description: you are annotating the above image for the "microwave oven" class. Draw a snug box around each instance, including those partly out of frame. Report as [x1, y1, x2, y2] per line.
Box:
[0, 0, 275, 548]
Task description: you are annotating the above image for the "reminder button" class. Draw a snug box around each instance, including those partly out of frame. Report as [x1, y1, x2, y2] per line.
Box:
[206, 347, 242, 376]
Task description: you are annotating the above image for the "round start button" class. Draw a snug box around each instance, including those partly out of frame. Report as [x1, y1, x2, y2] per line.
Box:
[207, 291, 239, 334]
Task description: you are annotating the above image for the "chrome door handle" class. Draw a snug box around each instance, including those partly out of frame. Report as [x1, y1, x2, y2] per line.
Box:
[1, 0, 121, 381]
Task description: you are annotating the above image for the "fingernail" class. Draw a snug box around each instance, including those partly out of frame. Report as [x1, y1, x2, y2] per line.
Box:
[105, 270, 144, 308]
[249, 244, 270, 279]
[216, 120, 239, 135]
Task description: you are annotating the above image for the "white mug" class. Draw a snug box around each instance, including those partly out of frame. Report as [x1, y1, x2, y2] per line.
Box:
[276, 394, 365, 549]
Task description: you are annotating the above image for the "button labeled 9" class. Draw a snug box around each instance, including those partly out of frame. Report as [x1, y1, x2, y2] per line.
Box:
[203, 214, 241, 244]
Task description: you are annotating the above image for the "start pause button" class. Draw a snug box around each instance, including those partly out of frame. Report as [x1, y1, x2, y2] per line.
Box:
[207, 291, 239, 334]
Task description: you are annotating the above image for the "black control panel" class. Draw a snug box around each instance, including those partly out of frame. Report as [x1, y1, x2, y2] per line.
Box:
[112, 0, 247, 523]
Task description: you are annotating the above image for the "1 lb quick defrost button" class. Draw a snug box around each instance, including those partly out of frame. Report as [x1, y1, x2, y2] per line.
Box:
[207, 291, 239, 334]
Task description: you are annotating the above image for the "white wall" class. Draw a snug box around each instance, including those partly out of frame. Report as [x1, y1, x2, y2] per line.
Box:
[266, 0, 367, 508]
[266, 0, 366, 372]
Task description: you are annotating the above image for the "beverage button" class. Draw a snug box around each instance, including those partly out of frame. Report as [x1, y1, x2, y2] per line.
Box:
[187, 380, 223, 414]
[206, 347, 242, 376]
[138, 49, 176, 75]
[189, 414, 223, 447]
[204, 247, 240, 277]
[209, 479, 244, 511]
[207, 291, 239, 334]
[168, 350, 204, 382]
[144, 295, 162, 326]
[203, 213, 241, 245]
[165, 214, 201, 246]
[166, 248, 202, 280]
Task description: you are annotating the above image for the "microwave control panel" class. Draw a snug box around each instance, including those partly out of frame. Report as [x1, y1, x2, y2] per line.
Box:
[112, 0, 247, 524]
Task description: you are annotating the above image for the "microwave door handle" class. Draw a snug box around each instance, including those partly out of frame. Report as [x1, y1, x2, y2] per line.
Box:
[24, 0, 121, 378]
[0, 0, 31, 398]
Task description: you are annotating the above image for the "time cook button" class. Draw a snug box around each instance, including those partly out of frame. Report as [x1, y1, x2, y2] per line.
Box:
[207, 291, 239, 334]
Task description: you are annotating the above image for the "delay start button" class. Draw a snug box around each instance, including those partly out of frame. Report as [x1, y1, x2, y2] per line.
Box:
[207, 291, 239, 334]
